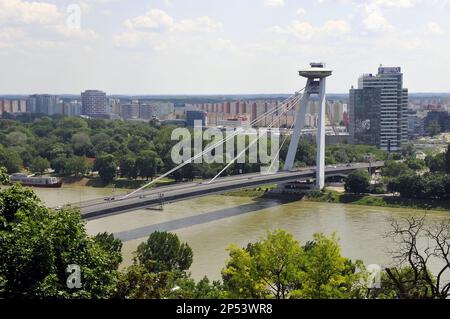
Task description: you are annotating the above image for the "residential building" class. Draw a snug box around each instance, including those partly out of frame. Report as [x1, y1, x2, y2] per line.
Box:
[81, 90, 108, 117]
[27, 94, 59, 115]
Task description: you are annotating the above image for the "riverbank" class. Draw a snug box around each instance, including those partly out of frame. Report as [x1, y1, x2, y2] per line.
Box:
[225, 188, 450, 212]
[60, 176, 176, 189]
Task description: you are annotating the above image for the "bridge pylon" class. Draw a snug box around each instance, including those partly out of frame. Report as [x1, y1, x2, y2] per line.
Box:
[284, 62, 333, 190]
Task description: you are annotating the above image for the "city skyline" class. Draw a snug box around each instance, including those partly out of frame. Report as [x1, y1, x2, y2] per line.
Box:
[0, 0, 450, 95]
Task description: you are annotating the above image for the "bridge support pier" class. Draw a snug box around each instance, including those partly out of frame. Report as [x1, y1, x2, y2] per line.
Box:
[284, 63, 332, 190]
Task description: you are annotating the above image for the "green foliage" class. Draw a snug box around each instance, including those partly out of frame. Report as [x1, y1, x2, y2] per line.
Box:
[445, 144, 450, 174]
[0, 147, 23, 173]
[135, 150, 163, 180]
[387, 172, 450, 200]
[382, 160, 412, 178]
[115, 265, 174, 299]
[425, 153, 446, 172]
[136, 231, 193, 274]
[222, 230, 364, 299]
[292, 234, 364, 299]
[167, 276, 225, 299]
[94, 154, 117, 183]
[371, 267, 434, 299]
[0, 167, 10, 185]
[345, 170, 370, 194]
[92, 232, 123, 269]
[30, 156, 50, 174]
[65, 156, 91, 176]
[119, 154, 137, 179]
[405, 158, 426, 171]
[0, 184, 121, 299]
[327, 144, 388, 163]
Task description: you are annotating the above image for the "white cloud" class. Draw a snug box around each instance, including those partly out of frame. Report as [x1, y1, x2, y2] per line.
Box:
[264, 0, 284, 7]
[124, 9, 174, 31]
[124, 9, 221, 33]
[373, 0, 415, 8]
[271, 19, 351, 40]
[55, 25, 99, 40]
[173, 16, 222, 32]
[427, 22, 445, 35]
[363, 5, 394, 32]
[0, 0, 61, 24]
[296, 8, 307, 17]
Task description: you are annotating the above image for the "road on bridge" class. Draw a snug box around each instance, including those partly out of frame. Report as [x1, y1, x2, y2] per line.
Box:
[66, 162, 384, 220]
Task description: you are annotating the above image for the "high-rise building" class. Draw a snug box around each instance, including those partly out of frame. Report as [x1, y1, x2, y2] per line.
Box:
[62, 101, 82, 116]
[408, 113, 425, 138]
[27, 94, 59, 115]
[81, 90, 108, 117]
[186, 110, 207, 127]
[351, 66, 408, 152]
[349, 87, 381, 147]
[424, 111, 450, 133]
[121, 102, 140, 120]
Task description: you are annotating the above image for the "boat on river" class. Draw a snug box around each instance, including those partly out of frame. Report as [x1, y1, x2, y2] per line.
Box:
[10, 173, 63, 188]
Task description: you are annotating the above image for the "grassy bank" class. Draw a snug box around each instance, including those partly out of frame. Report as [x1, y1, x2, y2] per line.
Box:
[304, 190, 450, 212]
[225, 186, 450, 212]
[223, 185, 276, 198]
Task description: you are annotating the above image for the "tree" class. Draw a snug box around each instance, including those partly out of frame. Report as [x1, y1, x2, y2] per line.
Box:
[0, 167, 10, 185]
[5, 131, 28, 147]
[377, 216, 450, 299]
[30, 156, 50, 174]
[136, 231, 193, 274]
[0, 148, 23, 173]
[222, 243, 268, 299]
[222, 230, 364, 299]
[71, 132, 92, 156]
[119, 155, 137, 179]
[51, 156, 67, 175]
[406, 159, 426, 171]
[425, 153, 446, 172]
[65, 156, 90, 177]
[167, 276, 224, 299]
[94, 154, 117, 184]
[92, 232, 123, 269]
[135, 150, 163, 180]
[382, 160, 412, 178]
[0, 184, 121, 298]
[345, 170, 370, 194]
[292, 234, 363, 299]
[115, 265, 174, 299]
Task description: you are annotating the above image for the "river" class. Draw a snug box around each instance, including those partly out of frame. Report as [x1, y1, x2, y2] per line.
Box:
[32, 187, 450, 281]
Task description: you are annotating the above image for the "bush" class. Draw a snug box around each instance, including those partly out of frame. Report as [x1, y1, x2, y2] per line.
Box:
[345, 170, 370, 194]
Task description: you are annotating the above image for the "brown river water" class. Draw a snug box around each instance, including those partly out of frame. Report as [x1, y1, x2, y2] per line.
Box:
[30, 187, 450, 281]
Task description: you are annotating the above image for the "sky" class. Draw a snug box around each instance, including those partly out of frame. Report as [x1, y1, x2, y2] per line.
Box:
[0, 0, 449, 95]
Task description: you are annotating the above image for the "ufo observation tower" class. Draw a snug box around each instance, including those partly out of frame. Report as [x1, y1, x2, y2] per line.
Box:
[284, 62, 333, 190]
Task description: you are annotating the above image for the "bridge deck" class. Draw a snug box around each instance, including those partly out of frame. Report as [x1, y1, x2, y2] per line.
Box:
[69, 162, 383, 220]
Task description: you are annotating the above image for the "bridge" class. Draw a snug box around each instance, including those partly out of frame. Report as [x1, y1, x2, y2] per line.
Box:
[65, 62, 385, 220]
[76, 162, 384, 220]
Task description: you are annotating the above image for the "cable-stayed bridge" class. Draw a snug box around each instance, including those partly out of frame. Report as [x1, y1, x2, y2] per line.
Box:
[66, 63, 385, 220]
[77, 162, 384, 220]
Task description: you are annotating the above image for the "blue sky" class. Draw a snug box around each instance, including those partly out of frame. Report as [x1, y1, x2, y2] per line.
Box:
[0, 0, 449, 94]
